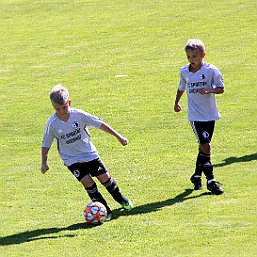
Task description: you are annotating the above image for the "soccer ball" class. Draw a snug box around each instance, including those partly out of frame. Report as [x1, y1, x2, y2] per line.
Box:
[84, 201, 107, 225]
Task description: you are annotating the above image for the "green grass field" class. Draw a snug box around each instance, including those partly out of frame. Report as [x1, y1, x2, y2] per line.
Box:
[1, 0, 256, 256]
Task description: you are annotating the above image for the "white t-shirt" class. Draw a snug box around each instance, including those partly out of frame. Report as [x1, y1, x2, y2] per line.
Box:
[42, 108, 103, 166]
[178, 62, 224, 121]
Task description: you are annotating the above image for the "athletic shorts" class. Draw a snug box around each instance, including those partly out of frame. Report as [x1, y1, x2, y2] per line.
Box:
[190, 121, 215, 145]
[67, 158, 108, 181]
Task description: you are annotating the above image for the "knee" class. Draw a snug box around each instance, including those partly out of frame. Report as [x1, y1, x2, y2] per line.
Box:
[199, 143, 211, 154]
[97, 172, 111, 184]
[80, 175, 95, 189]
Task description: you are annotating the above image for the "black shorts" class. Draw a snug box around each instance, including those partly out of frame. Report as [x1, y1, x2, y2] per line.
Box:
[67, 158, 108, 181]
[190, 121, 215, 145]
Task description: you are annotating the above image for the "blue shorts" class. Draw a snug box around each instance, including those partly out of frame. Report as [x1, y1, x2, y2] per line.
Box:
[67, 158, 108, 181]
[190, 121, 215, 145]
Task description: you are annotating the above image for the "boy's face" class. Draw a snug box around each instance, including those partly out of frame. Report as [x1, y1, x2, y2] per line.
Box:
[52, 100, 71, 121]
[186, 50, 205, 71]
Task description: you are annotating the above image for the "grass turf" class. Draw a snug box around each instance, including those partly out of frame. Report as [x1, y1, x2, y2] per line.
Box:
[0, 0, 256, 256]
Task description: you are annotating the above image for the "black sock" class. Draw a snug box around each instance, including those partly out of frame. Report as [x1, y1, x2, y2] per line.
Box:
[194, 151, 203, 176]
[102, 177, 128, 204]
[199, 152, 215, 180]
[85, 183, 112, 213]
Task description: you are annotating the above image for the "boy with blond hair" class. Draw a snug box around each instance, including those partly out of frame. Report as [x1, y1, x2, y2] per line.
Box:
[41, 84, 133, 221]
[174, 39, 224, 195]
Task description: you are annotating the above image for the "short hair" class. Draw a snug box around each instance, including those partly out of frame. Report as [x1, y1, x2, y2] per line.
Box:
[50, 84, 69, 105]
[185, 39, 205, 53]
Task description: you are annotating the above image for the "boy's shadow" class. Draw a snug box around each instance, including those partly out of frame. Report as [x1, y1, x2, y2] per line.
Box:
[112, 188, 211, 219]
[0, 223, 90, 246]
[213, 153, 257, 168]
[0, 188, 209, 246]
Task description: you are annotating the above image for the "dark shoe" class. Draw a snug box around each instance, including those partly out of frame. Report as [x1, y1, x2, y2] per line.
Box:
[207, 181, 224, 195]
[190, 175, 202, 190]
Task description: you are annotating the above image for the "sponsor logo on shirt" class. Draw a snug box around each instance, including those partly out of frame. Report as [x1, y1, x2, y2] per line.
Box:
[188, 81, 207, 94]
[60, 127, 82, 144]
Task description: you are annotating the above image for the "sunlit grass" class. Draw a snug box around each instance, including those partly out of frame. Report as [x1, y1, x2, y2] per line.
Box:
[0, 0, 256, 256]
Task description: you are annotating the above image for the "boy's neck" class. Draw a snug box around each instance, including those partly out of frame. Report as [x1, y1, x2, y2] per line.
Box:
[189, 62, 203, 73]
[56, 112, 70, 122]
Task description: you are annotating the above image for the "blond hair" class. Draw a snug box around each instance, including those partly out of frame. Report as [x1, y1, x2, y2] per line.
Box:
[185, 39, 205, 53]
[50, 84, 69, 105]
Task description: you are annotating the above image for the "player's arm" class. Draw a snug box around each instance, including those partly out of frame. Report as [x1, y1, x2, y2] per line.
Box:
[210, 87, 224, 94]
[41, 147, 50, 173]
[99, 122, 128, 146]
[200, 67, 225, 95]
[174, 89, 184, 112]
[199, 87, 224, 95]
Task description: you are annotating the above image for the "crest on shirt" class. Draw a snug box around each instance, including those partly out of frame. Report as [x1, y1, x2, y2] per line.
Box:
[72, 122, 79, 128]
[201, 74, 205, 80]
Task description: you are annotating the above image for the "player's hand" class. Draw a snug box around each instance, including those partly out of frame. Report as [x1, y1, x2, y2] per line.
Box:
[174, 103, 182, 112]
[118, 136, 128, 146]
[199, 88, 209, 95]
[41, 163, 49, 174]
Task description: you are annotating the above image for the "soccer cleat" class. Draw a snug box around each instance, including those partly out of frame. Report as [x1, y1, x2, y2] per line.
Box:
[104, 212, 113, 222]
[121, 199, 133, 211]
[207, 181, 224, 195]
[190, 175, 203, 190]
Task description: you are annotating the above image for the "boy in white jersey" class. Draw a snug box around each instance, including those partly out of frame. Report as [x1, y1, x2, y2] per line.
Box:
[41, 84, 133, 221]
[174, 39, 224, 195]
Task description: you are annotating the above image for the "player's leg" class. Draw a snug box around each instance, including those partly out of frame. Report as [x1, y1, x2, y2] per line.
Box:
[200, 142, 224, 195]
[67, 162, 112, 215]
[91, 159, 133, 211]
[97, 173, 133, 211]
[199, 142, 214, 181]
[190, 121, 204, 190]
[190, 150, 204, 190]
[190, 121, 224, 193]
[191, 121, 224, 194]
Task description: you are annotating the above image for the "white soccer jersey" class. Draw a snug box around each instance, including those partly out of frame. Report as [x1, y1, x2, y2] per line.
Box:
[178, 62, 224, 121]
[42, 108, 103, 166]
